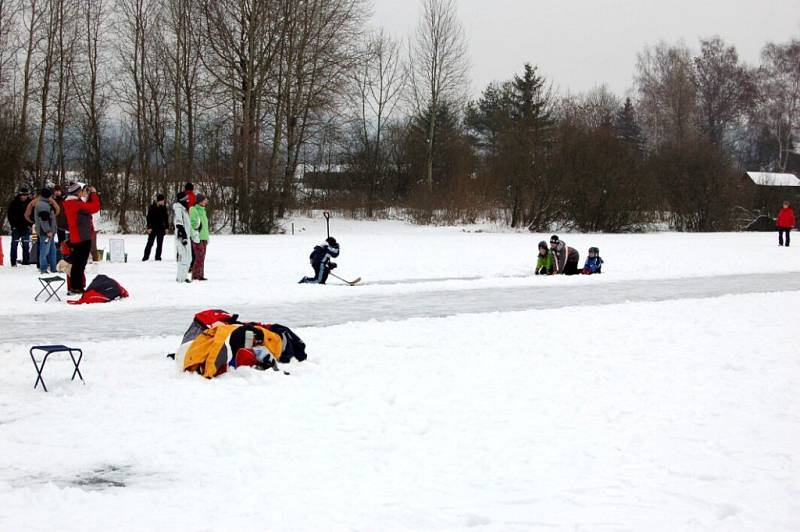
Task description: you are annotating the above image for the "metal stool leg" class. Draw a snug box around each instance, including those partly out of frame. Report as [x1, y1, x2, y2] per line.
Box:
[30, 348, 49, 392]
[69, 349, 84, 383]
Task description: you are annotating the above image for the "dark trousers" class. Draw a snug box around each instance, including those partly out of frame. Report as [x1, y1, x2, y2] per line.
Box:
[10, 227, 31, 265]
[191, 240, 207, 279]
[778, 228, 791, 247]
[143, 231, 165, 260]
[564, 260, 580, 276]
[56, 228, 66, 260]
[300, 262, 330, 284]
[70, 240, 92, 291]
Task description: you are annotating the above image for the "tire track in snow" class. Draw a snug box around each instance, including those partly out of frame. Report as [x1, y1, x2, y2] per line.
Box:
[3, 272, 798, 344]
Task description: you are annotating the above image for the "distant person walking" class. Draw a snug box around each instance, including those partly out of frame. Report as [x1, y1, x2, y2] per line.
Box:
[6, 187, 32, 266]
[776, 200, 795, 247]
[143, 193, 169, 261]
[189, 194, 209, 281]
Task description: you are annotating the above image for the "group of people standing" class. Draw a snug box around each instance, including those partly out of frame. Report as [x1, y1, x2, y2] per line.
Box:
[143, 182, 210, 283]
[535, 235, 604, 276]
[6, 182, 101, 295]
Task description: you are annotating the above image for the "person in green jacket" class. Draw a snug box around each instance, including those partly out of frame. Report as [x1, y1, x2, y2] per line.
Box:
[189, 194, 210, 281]
[535, 240, 555, 275]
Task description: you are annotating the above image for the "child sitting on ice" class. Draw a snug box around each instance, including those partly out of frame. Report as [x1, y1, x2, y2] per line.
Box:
[535, 240, 555, 275]
[581, 246, 604, 275]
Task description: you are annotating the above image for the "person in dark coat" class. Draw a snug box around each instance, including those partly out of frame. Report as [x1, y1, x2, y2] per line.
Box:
[6, 187, 32, 266]
[143, 193, 169, 261]
[549, 235, 580, 275]
[299, 237, 340, 284]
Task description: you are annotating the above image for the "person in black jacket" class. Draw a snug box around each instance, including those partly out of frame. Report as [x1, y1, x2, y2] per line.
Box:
[299, 237, 340, 284]
[6, 187, 32, 266]
[142, 193, 169, 261]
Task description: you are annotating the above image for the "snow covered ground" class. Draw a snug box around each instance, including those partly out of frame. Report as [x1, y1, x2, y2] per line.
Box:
[1, 217, 798, 531]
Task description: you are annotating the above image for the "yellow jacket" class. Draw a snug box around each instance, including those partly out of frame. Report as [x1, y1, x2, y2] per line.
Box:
[183, 324, 282, 378]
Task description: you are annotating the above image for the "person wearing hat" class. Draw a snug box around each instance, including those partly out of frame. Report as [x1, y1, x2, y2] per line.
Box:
[189, 194, 209, 280]
[6, 187, 32, 266]
[32, 187, 61, 274]
[299, 236, 340, 284]
[549, 235, 580, 275]
[50, 185, 67, 257]
[63, 182, 101, 293]
[535, 240, 555, 275]
[143, 193, 169, 261]
[173, 191, 192, 283]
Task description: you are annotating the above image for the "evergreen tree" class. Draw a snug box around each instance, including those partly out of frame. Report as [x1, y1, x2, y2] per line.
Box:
[615, 98, 643, 149]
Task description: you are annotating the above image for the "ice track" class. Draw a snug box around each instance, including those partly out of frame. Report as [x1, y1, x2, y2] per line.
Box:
[3, 271, 798, 343]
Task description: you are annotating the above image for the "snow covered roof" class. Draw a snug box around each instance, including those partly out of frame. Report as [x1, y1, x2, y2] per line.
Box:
[746, 172, 800, 187]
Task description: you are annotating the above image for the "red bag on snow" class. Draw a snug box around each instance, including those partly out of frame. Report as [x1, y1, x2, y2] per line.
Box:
[68, 275, 129, 305]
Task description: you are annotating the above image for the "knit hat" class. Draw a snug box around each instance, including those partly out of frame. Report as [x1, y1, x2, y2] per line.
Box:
[184, 182, 194, 191]
[538, 240, 548, 251]
[195, 193, 207, 204]
[17, 186, 30, 196]
[156, 193, 165, 202]
[549, 235, 560, 245]
[176, 190, 188, 203]
[326, 237, 338, 247]
[67, 182, 82, 195]
[40, 187, 52, 199]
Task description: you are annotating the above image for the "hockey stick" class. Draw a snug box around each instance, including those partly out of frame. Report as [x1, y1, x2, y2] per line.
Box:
[323, 211, 331, 238]
[328, 271, 361, 286]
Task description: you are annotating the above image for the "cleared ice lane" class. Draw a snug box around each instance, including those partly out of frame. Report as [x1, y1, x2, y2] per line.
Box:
[3, 271, 798, 344]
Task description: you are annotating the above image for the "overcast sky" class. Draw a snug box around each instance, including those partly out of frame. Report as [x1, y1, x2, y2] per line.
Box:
[371, 0, 800, 98]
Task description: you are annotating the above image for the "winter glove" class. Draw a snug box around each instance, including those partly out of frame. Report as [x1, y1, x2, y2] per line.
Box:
[328, 262, 337, 270]
[177, 224, 187, 241]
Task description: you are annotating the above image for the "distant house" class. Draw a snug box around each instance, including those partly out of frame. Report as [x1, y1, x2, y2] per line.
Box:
[743, 171, 800, 213]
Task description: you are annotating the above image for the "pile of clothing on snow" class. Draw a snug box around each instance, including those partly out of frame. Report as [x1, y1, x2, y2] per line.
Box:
[173, 309, 308, 378]
[67, 274, 129, 305]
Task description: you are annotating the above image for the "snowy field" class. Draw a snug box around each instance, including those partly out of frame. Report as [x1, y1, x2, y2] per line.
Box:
[1, 216, 799, 531]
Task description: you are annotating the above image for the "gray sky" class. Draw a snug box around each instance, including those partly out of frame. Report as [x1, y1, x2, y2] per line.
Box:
[372, 0, 800, 97]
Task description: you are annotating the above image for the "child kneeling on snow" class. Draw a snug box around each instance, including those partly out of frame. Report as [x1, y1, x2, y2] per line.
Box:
[535, 240, 555, 275]
[581, 247, 604, 275]
[299, 237, 340, 284]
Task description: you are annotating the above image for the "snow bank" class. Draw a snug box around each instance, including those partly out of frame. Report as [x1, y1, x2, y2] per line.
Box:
[1, 291, 798, 531]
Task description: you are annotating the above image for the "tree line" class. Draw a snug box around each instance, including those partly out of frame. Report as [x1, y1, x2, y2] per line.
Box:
[0, 0, 798, 233]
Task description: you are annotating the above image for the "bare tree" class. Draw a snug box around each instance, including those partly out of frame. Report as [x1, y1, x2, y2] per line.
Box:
[635, 41, 696, 148]
[72, 0, 108, 188]
[350, 27, 405, 215]
[756, 39, 800, 171]
[18, 0, 44, 157]
[198, 0, 287, 232]
[275, 0, 366, 218]
[51, 0, 79, 182]
[407, 0, 469, 191]
[693, 37, 754, 146]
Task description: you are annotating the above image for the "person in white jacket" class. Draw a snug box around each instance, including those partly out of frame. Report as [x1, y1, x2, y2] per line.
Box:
[173, 191, 192, 283]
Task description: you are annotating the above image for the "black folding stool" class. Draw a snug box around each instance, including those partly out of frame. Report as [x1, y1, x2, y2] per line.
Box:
[29, 345, 84, 392]
[35, 276, 66, 302]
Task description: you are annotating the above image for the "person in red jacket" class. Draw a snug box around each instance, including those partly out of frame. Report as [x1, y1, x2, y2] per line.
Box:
[776, 200, 796, 247]
[63, 183, 101, 294]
